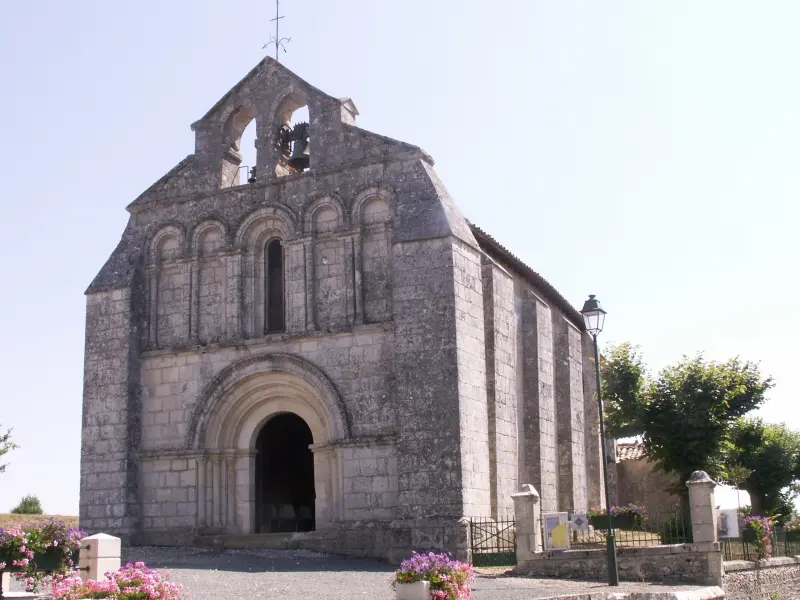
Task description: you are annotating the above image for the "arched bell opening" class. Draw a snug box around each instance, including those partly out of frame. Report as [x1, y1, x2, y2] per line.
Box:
[221, 106, 259, 188]
[275, 94, 311, 176]
[254, 412, 315, 533]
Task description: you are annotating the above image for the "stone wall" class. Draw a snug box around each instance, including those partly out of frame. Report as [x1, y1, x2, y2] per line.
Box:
[581, 334, 604, 509]
[515, 544, 722, 586]
[553, 315, 587, 512]
[617, 457, 683, 518]
[481, 257, 518, 518]
[341, 443, 399, 521]
[139, 326, 395, 451]
[80, 288, 140, 537]
[451, 239, 491, 518]
[519, 290, 558, 512]
[724, 557, 800, 600]
[392, 237, 466, 519]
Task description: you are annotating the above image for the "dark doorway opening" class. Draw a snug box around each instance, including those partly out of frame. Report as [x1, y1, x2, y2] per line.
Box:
[255, 413, 315, 533]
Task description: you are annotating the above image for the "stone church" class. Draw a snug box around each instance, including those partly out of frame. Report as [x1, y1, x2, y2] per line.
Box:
[80, 57, 605, 561]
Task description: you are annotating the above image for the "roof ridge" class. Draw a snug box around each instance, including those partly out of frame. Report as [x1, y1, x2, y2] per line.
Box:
[468, 221, 584, 329]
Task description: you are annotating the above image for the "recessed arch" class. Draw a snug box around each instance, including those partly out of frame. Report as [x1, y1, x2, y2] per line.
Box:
[301, 193, 347, 234]
[148, 224, 186, 263]
[189, 219, 228, 256]
[235, 205, 298, 250]
[187, 352, 350, 451]
[352, 185, 395, 226]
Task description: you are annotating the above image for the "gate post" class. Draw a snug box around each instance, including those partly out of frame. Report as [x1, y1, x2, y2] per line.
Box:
[512, 484, 542, 559]
[687, 470, 724, 587]
[79, 533, 121, 581]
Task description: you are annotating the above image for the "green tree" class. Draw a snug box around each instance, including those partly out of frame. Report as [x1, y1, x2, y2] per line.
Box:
[602, 346, 773, 489]
[11, 494, 43, 515]
[724, 418, 800, 523]
[601, 343, 648, 438]
[0, 425, 18, 473]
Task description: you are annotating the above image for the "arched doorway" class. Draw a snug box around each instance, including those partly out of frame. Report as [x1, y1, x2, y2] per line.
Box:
[255, 412, 315, 533]
[190, 353, 351, 534]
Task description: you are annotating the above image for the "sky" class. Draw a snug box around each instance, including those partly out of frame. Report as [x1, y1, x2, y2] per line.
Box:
[0, 1, 798, 515]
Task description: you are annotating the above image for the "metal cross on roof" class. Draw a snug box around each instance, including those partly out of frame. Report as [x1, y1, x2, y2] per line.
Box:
[262, 0, 291, 61]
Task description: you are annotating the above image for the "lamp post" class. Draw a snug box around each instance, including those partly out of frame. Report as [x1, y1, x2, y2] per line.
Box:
[580, 294, 619, 587]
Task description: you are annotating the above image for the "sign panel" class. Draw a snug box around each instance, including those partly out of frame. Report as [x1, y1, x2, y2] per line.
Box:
[570, 513, 589, 532]
[718, 508, 740, 539]
[543, 512, 570, 550]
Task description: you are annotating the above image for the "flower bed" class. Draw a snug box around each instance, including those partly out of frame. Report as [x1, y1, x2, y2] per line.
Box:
[393, 552, 474, 599]
[53, 562, 188, 600]
[588, 504, 648, 530]
[0, 520, 84, 592]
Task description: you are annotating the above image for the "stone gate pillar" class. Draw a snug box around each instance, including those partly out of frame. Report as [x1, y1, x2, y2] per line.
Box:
[687, 470, 718, 543]
[512, 484, 542, 559]
[687, 470, 723, 586]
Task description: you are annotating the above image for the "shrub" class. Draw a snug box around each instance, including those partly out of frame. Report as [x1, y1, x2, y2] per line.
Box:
[10, 495, 43, 515]
[743, 515, 774, 560]
[393, 552, 474, 600]
[52, 562, 188, 600]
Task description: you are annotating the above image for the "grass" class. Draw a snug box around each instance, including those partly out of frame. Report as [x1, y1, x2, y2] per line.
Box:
[0, 514, 79, 529]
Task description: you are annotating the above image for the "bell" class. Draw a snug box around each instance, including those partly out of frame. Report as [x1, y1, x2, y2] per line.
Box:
[288, 122, 310, 172]
[247, 166, 257, 184]
[289, 139, 310, 171]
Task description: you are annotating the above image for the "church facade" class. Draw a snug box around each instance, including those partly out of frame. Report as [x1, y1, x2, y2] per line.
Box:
[80, 58, 604, 561]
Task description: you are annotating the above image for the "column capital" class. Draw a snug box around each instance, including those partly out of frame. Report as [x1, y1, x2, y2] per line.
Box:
[686, 470, 716, 487]
[511, 484, 540, 502]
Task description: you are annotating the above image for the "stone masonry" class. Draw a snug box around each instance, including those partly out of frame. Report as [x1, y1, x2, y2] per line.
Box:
[80, 57, 604, 561]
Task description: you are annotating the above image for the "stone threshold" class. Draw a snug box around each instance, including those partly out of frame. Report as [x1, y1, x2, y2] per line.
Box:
[195, 530, 331, 551]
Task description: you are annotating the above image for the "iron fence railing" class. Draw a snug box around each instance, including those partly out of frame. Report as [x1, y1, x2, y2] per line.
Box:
[569, 511, 691, 549]
[722, 527, 800, 561]
[468, 517, 516, 566]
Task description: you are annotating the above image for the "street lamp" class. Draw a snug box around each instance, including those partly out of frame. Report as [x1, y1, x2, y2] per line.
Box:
[580, 294, 619, 587]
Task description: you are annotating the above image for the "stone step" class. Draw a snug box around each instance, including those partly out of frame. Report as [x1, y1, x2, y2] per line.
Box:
[195, 532, 319, 550]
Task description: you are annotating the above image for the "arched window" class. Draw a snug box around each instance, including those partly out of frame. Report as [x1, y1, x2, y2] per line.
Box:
[264, 238, 285, 333]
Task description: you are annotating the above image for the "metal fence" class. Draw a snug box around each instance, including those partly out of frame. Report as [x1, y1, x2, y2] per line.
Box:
[468, 517, 516, 566]
[722, 528, 800, 561]
[569, 511, 691, 549]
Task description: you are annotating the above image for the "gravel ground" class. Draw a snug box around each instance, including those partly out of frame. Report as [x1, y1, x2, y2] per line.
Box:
[112, 547, 714, 600]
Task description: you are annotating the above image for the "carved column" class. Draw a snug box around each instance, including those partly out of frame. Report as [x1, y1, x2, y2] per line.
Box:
[353, 231, 364, 325]
[212, 456, 221, 528]
[220, 458, 228, 528]
[304, 239, 316, 331]
[181, 261, 192, 343]
[190, 259, 200, 342]
[148, 267, 158, 347]
[344, 235, 356, 326]
[196, 456, 206, 527]
[226, 455, 236, 531]
[205, 459, 213, 527]
[226, 252, 242, 340]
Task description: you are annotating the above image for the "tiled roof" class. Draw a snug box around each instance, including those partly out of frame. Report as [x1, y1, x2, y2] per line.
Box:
[468, 222, 584, 329]
[616, 442, 646, 462]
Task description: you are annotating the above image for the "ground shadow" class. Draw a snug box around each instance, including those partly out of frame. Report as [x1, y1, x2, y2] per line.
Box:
[121, 546, 394, 574]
